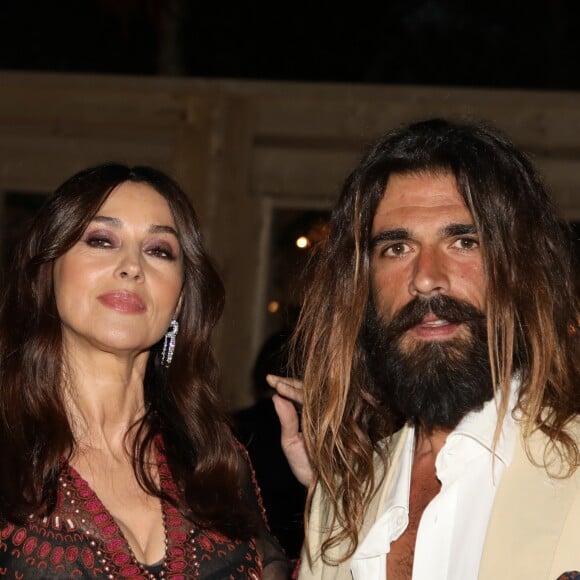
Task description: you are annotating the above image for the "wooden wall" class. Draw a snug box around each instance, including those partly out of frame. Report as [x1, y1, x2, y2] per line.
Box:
[1, 71, 580, 408]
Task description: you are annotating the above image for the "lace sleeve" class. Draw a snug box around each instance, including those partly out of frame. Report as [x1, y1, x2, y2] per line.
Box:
[237, 442, 294, 580]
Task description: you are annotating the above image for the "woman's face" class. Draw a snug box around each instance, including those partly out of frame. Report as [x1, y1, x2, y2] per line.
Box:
[53, 181, 184, 361]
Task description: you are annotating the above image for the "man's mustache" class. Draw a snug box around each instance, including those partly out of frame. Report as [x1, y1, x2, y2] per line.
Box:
[385, 295, 486, 337]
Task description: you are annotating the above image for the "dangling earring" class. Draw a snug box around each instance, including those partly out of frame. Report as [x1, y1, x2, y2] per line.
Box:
[161, 319, 179, 367]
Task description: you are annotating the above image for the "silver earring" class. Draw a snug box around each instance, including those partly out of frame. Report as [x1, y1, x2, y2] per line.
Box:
[161, 319, 179, 367]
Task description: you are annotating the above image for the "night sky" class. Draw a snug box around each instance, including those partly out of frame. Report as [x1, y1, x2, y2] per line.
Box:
[1, 0, 579, 90]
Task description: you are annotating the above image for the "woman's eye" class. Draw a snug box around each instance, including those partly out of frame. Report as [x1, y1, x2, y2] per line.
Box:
[146, 245, 176, 260]
[85, 235, 113, 248]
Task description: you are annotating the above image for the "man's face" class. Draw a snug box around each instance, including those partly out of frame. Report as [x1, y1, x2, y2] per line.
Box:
[367, 171, 491, 430]
[370, 171, 486, 347]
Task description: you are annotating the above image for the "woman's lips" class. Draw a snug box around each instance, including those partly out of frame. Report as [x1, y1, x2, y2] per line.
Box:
[97, 291, 146, 313]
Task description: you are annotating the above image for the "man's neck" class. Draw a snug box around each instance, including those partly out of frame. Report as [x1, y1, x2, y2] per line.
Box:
[414, 427, 452, 462]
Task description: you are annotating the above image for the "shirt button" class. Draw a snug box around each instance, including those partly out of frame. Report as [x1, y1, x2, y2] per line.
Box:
[396, 516, 405, 526]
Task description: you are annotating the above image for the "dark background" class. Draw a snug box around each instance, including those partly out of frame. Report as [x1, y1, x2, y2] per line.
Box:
[1, 0, 578, 90]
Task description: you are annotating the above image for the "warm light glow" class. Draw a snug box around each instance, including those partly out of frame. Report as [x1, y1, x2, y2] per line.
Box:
[296, 236, 310, 249]
[267, 300, 280, 313]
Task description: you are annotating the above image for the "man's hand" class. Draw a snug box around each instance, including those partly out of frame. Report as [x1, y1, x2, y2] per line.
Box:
[267, 374, 313, 487]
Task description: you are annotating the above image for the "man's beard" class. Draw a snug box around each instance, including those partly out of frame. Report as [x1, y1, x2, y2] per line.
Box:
[363, 294, 493, 431]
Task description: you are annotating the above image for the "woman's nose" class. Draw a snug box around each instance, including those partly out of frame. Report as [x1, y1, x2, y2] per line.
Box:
[114, 250, 144, 281]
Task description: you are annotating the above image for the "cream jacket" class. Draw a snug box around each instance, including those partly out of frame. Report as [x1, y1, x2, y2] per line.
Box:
[299, 421, 580, 579]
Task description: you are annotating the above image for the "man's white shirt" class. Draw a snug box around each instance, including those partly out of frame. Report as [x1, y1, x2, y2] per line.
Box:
[350, 386, 518, 580]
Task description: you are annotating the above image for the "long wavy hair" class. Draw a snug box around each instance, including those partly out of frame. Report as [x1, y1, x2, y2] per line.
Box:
[293, 118, 580, 562]
[0, 163, 255, 538]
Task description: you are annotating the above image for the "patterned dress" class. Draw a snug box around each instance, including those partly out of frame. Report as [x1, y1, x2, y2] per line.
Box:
[0, 445, 291, 579]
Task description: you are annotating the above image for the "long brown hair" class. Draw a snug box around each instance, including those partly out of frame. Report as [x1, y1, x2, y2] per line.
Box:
[293, 118, 580, 562]
[0, 163, 254, 538]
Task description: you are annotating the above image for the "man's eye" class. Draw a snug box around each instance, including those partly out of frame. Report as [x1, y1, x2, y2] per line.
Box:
[383, 243, 409, 257]
[455, 238, 479, 250]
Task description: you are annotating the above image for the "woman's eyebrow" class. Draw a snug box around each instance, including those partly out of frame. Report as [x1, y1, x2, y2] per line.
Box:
[149, 224, 178, 237]
[90, 216, 178, 238]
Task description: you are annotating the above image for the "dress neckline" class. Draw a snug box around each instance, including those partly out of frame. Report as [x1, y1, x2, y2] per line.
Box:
[60, 443, 199, 578]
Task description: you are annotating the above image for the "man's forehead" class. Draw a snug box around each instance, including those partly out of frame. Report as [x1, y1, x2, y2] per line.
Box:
[383, 169, 458, 194]
[376, 170, 470, 215]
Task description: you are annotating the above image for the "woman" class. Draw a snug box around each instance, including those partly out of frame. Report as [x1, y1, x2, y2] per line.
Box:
[0, 163, 291, 578]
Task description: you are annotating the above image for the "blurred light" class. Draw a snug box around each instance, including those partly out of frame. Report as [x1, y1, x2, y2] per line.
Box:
[267, 300, 280, 313]
[296, 236, 310, 249]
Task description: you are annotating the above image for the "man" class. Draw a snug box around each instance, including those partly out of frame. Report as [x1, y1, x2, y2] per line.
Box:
[269, 118, 580, 579]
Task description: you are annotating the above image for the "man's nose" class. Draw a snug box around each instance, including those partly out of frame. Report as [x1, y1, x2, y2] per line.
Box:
[408, 246, 449, 297]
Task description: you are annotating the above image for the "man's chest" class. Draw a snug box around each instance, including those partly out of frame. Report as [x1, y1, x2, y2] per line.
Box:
[386, 454, 441, 580]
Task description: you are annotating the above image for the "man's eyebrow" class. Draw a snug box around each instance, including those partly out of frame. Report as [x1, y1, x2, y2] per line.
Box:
[369, 229, 409, 249]
[443, 223, 477, 237]
[369, 223, 477, 249]
[91, 216, 179, 237]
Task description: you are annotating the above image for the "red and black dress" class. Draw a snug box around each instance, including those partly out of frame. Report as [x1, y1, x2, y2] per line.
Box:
[0, 445, 291, 579]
